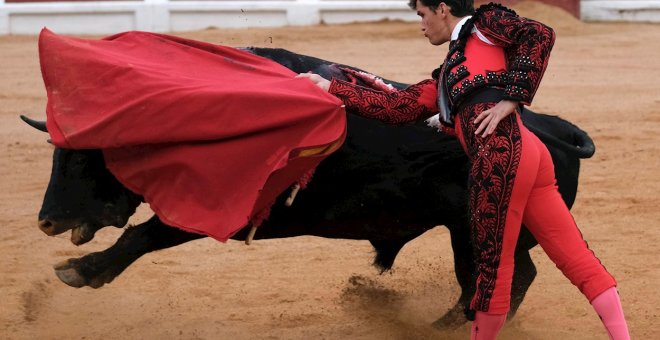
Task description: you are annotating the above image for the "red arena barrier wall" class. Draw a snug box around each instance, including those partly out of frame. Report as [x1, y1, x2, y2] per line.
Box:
[479, 0, 579, 17]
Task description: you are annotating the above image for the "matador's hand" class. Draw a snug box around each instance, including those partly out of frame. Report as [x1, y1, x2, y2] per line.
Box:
[296, 72, 331, 91]
[473, 100, 519, 137]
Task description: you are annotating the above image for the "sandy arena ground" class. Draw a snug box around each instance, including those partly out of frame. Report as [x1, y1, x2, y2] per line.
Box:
[1, 2, 658, 339]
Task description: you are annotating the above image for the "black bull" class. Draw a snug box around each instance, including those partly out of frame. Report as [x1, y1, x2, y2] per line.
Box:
[23, 47, 594, 326]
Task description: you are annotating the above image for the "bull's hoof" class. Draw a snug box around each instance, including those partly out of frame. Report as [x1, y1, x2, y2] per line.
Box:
[53, 259, 110, 289]
[431, 304, 469, 329]
[54, 260, 88, 288]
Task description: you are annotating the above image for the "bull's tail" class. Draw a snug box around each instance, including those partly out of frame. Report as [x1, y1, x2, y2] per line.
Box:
[369, 238, 412, 273]
[522, 111, 596, 159]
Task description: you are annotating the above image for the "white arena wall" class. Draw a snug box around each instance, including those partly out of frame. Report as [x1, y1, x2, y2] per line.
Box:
[0, 0, 658, 36]
[0, 0, 417, 35]
[581, 0, 660, 22]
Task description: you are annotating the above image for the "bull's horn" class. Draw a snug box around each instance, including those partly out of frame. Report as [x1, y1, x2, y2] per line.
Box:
[285, 184, 301, 207]
[245, 225, 258, 245]
[20, 115, 48, 132]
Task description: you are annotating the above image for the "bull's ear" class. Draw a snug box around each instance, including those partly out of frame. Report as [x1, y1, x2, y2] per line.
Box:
[20, 115, 48, 132]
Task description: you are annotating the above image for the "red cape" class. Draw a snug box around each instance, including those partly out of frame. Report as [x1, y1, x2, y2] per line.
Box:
[39, 28, 346, 241]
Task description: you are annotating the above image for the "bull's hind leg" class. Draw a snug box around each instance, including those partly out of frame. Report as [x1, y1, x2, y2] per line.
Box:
[432, 225, 537, 328]
[508, 227, 538, 319]
[54, 215, 205, 288]
[432, 222, 475, 328]
[509, 244, 537, 319]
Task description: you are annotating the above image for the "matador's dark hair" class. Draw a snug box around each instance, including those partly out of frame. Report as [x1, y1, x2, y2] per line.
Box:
[408, 0, 475, 17]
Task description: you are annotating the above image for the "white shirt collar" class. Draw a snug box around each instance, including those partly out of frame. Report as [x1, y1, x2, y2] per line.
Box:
[451, 16, 472, 41]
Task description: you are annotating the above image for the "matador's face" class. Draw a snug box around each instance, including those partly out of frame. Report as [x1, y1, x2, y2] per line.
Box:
[416, 0, 453, 46]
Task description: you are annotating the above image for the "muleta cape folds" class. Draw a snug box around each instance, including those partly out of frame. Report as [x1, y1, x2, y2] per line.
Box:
[39, 28, 347, 241]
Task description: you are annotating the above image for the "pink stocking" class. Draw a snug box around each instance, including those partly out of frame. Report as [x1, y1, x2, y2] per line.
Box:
[591, 287, 630, 340]
[471, 311, 506, 340]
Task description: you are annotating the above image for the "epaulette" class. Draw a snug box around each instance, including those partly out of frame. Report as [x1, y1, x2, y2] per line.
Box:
[475, 2, 518, 17]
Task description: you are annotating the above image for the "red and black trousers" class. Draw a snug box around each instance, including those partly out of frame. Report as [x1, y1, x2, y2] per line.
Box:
[453, 101, 617, 314]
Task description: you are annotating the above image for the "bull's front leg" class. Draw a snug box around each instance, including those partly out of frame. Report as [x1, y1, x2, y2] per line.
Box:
[54, 215, 205, 288]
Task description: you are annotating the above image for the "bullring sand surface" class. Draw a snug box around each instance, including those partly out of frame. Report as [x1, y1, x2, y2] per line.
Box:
[1, 2, 658, 339]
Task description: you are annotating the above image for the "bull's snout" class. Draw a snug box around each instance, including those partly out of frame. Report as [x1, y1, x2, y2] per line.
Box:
[38, 218, 98, 245]
[38, 218, 67, 236]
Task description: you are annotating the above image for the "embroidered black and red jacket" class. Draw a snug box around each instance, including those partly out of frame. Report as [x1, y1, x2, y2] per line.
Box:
[328, 3, 555, 126]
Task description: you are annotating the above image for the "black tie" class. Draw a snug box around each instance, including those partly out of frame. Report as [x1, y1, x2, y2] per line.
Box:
[438, 40, 457, 124]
